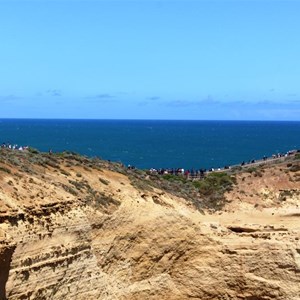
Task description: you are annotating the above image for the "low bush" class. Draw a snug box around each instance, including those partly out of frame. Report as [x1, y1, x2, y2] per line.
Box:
[94, 192, 121, 208]
[246, 167, 257, 173]
[193, 172, 234, 194]
[290, 164, 300, 172]
[99, 177, 110, 185]
[162, 174, 187, 184]
[61, 184, 78, 196]
[60, 169, 71, 176]
[192, 172, 236, 210]
[68, 179, 91, 191]
[28, 147, 39, 154]
[0, 166, 11, 174]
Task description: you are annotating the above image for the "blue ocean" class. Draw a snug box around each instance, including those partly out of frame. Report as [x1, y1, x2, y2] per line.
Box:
[0, 119, 299, 170]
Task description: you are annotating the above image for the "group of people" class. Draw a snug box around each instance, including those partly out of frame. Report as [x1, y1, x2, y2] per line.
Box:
[241, 150, 298, 167]
[148, 167, 207, 178]
[1, 142, 29, 151]
[146, 149, 299, 179]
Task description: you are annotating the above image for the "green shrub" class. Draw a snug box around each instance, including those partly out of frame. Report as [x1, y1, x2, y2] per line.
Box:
[93, 192, 121, 208]
[99, 177, 110, 185]
[232, 166, 242, 171]
[290, 164, 300, 172]
[0, 166, 11, 174]
[162, 174, 187, 183]
[192, 172, 235, 210]
[46, 160, 60, 169]
[28, 147, 39, 154]
[246, 167, 257, 173]
[60, 169, 71, 176]
[193, 172, 234, 194]
[245, 166, 263, 177]
[69, 179, 92, 192]
[61, 184, 78, 196]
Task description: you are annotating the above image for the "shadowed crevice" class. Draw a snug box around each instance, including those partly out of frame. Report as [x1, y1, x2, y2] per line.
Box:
[0, 246, 16, 300]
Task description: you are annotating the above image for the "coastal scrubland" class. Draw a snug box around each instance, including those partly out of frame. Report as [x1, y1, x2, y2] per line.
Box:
[0, 148, 300, 299]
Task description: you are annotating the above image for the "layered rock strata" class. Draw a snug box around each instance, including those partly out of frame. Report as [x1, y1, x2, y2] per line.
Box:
[0, 149, 300, 299]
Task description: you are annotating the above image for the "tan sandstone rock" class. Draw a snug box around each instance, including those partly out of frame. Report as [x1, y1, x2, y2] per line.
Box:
[0, 149, 300, 299]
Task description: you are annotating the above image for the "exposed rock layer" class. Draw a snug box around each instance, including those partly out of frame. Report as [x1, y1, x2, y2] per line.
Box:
[0, 149, 300, 299]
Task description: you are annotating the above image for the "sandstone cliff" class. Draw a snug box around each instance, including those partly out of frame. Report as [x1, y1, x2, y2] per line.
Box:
[0, 149, 300, 300]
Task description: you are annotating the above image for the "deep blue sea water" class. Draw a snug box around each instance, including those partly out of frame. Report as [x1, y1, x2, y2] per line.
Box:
[0, 119, 299, 170]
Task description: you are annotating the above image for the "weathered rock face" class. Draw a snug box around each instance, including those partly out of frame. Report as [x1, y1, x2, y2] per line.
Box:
[0, 149, 300, 299]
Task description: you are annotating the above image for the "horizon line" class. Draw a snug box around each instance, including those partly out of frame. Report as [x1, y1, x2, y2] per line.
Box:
[0, 118, 300, 122]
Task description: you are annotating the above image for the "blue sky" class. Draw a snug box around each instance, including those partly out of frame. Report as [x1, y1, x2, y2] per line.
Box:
[1, 0, 300, 120]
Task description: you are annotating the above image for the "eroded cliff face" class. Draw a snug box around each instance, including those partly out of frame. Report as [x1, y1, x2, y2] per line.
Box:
[0, 149, 300, 300]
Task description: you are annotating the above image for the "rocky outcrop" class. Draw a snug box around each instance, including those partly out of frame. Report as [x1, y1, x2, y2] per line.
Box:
[0, 149, 300, 299]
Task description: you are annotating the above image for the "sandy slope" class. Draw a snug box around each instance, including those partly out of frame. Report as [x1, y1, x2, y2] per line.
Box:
[0, 149, 300, 299]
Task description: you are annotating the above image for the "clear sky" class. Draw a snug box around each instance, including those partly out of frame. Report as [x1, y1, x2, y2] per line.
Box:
[1, 0, 300, 120]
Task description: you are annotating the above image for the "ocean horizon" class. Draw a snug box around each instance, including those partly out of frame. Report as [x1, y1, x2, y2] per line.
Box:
[1, 119, 299, 170]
